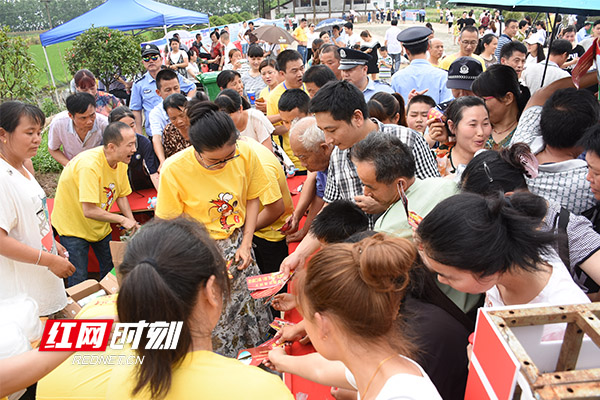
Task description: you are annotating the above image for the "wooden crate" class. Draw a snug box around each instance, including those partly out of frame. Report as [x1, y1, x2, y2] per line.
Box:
[487, 303, 600, 399]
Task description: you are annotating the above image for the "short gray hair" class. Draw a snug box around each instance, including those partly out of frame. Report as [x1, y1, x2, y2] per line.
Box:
[290, 116, 326, 152]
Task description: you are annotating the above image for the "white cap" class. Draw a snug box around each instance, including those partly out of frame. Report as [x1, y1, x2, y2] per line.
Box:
[524, 34, 544, 46]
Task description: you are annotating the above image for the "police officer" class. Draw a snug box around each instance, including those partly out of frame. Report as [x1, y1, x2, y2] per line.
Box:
[130, 44, 196, 135]
[391, 26, 454, 104]
[337, 47, 393, 101]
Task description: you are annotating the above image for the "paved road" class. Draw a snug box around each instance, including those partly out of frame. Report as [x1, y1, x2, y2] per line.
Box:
[351, 20, 460, 60]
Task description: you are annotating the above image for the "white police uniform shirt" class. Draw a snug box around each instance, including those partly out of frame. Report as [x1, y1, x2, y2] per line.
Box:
[130, 72, 195, 135]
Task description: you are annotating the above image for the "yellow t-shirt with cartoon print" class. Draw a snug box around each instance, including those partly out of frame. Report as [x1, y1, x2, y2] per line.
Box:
[52, 146, 131, 242]
[156, 141, 280, 240]
[242, 138, 294, 242]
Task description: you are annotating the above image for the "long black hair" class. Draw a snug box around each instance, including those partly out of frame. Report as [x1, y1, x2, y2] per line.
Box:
[117, 217, 230, 399]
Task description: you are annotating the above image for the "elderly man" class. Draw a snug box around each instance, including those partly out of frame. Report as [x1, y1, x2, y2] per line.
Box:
[338, 47, 394, 101]
[439, 26, 486, 71]
[130, 44, 196, 135]
[285, 117, 334, 241]
[391, 27, 453, 104]
[52, 122, 139, 286]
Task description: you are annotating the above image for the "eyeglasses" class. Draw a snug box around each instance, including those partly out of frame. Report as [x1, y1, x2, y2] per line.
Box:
[198, 145, 240, 170]
[460, 40, 478, 46]
[142, 55, 160, 62]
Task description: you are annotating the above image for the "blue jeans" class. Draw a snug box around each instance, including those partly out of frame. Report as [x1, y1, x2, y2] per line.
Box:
[391, 52, 403, 75]
[297, 45, 308, 64]
[60, 233, 114, 287]
[242, 43, 249, 55]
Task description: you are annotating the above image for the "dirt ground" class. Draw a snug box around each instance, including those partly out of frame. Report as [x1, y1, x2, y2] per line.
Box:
[37, 171, 60, 198]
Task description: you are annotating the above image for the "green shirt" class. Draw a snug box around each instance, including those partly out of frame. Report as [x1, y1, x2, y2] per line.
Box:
[374, 177, 482, 313]
[374, 177, 458, 239]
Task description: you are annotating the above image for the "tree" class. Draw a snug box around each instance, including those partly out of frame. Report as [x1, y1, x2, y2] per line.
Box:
[0, 26, 41, 101]
[65, 27, 141, 90]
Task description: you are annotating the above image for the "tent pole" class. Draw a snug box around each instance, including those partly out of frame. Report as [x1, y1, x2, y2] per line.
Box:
[42, 46, 59, 101]
[540, 11, 559, 88]
[163, 25, 168, 35]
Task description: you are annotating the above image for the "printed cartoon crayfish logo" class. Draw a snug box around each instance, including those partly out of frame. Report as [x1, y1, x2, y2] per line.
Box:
[209, 192, 238, 231]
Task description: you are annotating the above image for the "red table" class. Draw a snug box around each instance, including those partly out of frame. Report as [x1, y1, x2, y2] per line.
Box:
[283, 175, 335, 400]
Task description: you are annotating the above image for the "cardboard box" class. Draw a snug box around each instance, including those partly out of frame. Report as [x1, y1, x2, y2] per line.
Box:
[109, 240, 127, 267]
[60, 273, 119, 318]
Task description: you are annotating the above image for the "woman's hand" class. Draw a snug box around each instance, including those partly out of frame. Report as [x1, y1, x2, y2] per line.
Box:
[427, 117, 449, 143]
[46, 254, 76, 279]
[264, 346, 287, 372]
[272, 293, 297, 311]
[276, 321, 309, 345]
[234, 243, 252, 270]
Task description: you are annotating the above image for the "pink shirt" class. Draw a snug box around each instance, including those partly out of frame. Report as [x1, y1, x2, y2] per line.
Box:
[48, 111, 108, 160]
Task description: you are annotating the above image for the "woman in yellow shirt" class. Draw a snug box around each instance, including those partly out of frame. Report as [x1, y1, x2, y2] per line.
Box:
[108, 217, 293, 399]
[156, 100, 278, 357]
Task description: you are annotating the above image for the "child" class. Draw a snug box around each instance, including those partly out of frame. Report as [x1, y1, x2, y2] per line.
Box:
[241, 44, 267, 95]
[377, 46, 393, 83]
[406, 94, 436, 135]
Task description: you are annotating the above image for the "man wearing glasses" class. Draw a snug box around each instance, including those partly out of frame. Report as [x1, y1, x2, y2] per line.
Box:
[439, 26, 486, 72]
[130, 44, 196, 135]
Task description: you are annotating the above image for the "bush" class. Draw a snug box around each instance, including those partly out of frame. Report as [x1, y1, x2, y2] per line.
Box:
[65, 27, 142, 90]
[0, 26, 42, 101]
[40, 97, 63, 117]
[32, 128, 63, 174]
[240, 11, 254, 21]
[210, 16, 227, 27]
[223, 14, 239, 24]
[504, 11, 524, 21]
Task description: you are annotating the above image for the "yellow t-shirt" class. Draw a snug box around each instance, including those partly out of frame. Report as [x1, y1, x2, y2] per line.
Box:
[293, 26, 308, 44]
[155, 141, 279, 240]
[266, 82, 306, 171]
[243, 138, 294, 242]
[52, 146, 131, 242]
[36, 294, 119, 400]
[106, 350, 294, 399]
[259, 86, 271, 101]
[439, 53, 487, 71]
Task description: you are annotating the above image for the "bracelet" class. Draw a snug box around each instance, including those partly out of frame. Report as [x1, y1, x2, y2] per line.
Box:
[35, 249, 43, 265]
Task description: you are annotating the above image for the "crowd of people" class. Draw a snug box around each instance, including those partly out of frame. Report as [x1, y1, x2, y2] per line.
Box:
[2, 10, 600, 400]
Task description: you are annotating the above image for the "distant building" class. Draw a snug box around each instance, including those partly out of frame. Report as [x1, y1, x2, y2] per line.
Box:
[269, 0, 386, 20]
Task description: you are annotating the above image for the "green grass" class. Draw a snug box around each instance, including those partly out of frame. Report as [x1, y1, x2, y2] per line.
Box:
[29, 41, 73, 88]
[32, 128, 63, 174]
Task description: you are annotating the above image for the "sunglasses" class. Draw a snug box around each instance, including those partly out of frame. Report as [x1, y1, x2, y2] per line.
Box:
[142, 55, 160, 62]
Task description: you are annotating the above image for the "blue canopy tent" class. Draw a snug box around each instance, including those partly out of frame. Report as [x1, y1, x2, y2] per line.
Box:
[39, 0, 209, 88]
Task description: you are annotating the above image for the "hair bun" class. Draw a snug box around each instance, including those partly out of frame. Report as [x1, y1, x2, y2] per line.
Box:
[355, 234, 415, 293]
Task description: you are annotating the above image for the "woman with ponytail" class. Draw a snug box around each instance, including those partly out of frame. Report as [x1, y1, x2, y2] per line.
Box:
[266, 233, 442, 400]
[472, 64, 531, 149]
[460, 144, 600, 298]
[107, 217, 293, 399]
[416, 192, 590, 340]
[155, 99, 278, 357]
